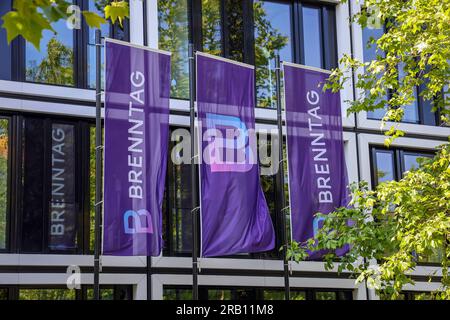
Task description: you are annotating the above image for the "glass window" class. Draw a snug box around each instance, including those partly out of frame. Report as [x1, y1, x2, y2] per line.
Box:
[401, 151, 432, 175]
[315, 291, 336, 300]
[0, 288, 7, 300]
[398, 63, 420, 123]
[164, 129, 193, 256]
[224, 0, 245, 62]
[21, 118, 81, 253]
[19, 289, 76, 300]
[302, 6, 322, 69]
[163, 287, 193, 300]
[363, 26, 389, 120]
[87, 0, 110, 89]
[25, 7, 74, 86]
[0, 119, 8, 250]
[202, 0, 222, 56]
[84, 286, 131, 300]
[207, 289, 232, 300]
[0, 1, 11, 80]
[158, 0, 190, 99]
[263, 290, 306, 300]
[254, 0, 292, 108]
[373, 149, 395, 185]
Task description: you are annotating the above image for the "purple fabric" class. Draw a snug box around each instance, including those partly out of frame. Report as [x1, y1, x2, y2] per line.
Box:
[103, 40, 170, 256]
[283, 64, 349, 259]
[196, 53, 275, 257]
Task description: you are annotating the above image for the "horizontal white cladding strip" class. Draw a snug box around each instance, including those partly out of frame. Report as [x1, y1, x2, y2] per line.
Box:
[0, 80, 359, 127]
[0, 254, 146, 268]
[357, 112, 450, 138]
[154, 274, 357, 289]
[0, 273, 146, 285]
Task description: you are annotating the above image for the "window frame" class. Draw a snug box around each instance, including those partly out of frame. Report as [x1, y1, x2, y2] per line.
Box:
[370, 146, 435, 188]
[9, 0, 130, 89]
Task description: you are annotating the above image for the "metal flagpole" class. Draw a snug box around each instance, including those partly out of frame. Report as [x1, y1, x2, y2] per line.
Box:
[94, 29, 103, 301]
[275, 54, 290, 300]
[188, 43, 199, 300]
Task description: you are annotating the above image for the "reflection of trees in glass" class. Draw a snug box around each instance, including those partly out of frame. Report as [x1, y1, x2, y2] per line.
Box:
[158, 0, 190, 99]
[202, 0, 222, 56]
[0, 119, 8, 250]
[377, 170, 388, 181]
[225, 0, 244, 62]
[19, 289, 76, 300]
[89, 127, 96, 252]
[0, 289, 7, 300]
[26, 38, 74, 86]
[163, 288, 192, 300]
[254, 2, 289, 108]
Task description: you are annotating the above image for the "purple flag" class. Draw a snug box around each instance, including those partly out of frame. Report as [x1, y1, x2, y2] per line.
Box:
[283, 63, 349, 259]
[103, 39, 170, 256]
[196, 53, 275, 257]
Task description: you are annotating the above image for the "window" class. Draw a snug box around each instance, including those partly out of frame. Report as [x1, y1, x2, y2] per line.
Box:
[4, 1, 129, 88]
[254, 0, 293, 108]
[0, 118, 9, 250]
[363, 26, 438, 125]
[158, 0, 190, 99]
[371, 147, 433, 186]
[0, 288, 8, 300]
[163, 130, 193, 256]
[85, 285, 132, 300]
[0, 1, 11, 80]
[19, 288, 77, 300]
[25, 5, 75, 86]
[371, 146, 442, 263]
[18, 116, 92, 254]
[164, 286, 353, 300]
[157, 1, 337, 103]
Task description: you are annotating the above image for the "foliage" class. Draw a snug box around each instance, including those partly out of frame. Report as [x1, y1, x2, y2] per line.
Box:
[325, 0, 450, 145]
[1, 0, 128, 50]
[288, 144, 450, 299]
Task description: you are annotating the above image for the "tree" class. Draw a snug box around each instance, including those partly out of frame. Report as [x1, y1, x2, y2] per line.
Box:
[288, 0, 450, 300]
[1, 0, 129, 50]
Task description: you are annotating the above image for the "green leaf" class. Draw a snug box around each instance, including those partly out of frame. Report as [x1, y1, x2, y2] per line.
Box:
[104, 1, 129, 27]
[82, 11, 106, 29]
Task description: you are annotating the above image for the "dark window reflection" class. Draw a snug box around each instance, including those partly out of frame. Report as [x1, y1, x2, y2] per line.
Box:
[164, 286, 352, 300]
[21, 118, 80, 253]
[0, 288, 7, 300]
[0, 119, 8, 250]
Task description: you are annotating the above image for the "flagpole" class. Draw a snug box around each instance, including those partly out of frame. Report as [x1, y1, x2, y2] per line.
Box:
[188, 43, 199, 300]
[93, 29, 103, 301]
[275, 54, 290, 300]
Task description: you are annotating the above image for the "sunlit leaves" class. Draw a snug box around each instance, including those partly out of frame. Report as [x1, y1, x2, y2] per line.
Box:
[289, 144, 450, 299]
[104, 1, 129, 27]
[82, 11, 106, 29]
